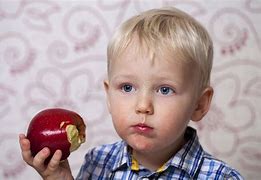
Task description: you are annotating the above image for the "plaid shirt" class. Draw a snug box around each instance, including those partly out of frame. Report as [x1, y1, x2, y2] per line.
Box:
[76, 127, 243, 179]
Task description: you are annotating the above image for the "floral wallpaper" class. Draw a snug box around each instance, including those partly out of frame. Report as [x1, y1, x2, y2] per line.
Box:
[0, 0, 260, 179]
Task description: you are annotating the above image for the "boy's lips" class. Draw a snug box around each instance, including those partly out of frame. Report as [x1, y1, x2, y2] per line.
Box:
[131, 123, 153, 133]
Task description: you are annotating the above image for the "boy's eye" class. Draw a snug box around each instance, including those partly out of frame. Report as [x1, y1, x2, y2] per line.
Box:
[157, 86, 174, 95]
[121, 84, 134, 93]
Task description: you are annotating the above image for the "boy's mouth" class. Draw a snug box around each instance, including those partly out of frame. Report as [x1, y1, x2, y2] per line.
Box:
[132, 123, 153, 133]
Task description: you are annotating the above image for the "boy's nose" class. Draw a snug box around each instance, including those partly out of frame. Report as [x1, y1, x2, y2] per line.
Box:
[135, 94, 154, 115]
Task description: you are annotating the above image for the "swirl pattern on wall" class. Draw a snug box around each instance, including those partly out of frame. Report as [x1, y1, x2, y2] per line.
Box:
[0, 0, 260, 179]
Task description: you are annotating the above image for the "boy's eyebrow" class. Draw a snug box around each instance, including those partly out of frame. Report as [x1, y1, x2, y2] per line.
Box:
[110, 74, 137, 82]
[152, 75, 182, 86]
[110, 74, 182, 86]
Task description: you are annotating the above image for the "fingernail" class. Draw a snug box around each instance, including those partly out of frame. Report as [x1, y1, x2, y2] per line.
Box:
[42, 148, 49, 154]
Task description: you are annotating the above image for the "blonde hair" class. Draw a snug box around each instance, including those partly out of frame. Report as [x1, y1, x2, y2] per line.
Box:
[107, 7, 213, 91]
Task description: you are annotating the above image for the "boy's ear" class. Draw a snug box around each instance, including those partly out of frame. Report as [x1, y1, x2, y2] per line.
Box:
[191, 86, 214, 122]
[103, 80, 111, 113]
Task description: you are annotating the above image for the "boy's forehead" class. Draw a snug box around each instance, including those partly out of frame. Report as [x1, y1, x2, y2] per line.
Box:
[116, 36, 189, 67]
[108, 42, 200, 91]
[111, 41, 191, 74]
[107, 33, 198, 80]
[126, 37, 155, 60]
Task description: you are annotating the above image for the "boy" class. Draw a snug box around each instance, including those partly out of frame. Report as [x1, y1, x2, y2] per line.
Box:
[19, 7, 243, 179]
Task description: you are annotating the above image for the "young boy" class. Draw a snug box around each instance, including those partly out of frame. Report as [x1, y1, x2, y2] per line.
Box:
[19, 7, 243, 179]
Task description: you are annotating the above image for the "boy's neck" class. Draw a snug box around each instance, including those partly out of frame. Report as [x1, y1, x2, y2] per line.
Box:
[131, 133, 187, 172]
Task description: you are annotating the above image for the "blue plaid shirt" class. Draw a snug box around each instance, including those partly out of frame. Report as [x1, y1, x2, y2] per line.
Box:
[76, 127, 243, 179]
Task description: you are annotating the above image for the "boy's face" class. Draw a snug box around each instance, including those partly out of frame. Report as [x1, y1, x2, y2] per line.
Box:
[104, 39, 205, 155]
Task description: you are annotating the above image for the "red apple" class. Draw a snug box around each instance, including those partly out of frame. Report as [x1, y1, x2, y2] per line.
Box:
[26, 108, 86, 162]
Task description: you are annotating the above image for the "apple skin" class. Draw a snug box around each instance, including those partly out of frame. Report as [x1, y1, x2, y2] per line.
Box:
[27, 108, 86, 162]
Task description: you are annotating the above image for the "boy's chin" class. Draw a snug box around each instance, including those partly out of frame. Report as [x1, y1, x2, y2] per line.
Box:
[128, 139, 156, 153]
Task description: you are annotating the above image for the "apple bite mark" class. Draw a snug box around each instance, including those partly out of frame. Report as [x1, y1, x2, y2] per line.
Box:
[66, 124, 82, 152]
[59, 121, 82, 152]
[69, 113, 86, 151]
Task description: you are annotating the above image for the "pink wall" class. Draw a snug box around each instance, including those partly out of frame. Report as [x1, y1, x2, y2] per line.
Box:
[0, 0, 260, 179]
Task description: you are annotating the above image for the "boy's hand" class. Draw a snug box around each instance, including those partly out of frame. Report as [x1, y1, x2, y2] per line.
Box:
[19, 134, 74, 180]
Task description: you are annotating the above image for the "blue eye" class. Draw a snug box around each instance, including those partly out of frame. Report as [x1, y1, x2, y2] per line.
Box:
[158, 86, 174, 95]
[121, 84, 134, 93]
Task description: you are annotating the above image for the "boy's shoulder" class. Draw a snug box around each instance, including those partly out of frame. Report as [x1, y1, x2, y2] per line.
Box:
[173, 127, 243, 179]
[198, 151, 243, 179]
[77, 141, 127, 179]
[84, 141, 127, 167]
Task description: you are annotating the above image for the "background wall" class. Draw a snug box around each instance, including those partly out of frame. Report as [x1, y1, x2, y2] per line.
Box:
[0, 0, 260, 179]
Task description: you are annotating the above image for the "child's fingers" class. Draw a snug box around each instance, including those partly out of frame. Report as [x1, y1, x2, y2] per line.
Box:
[19, 134, 33, 166]
[47, 150, 62, 172]
[32, 147, 50, 173]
